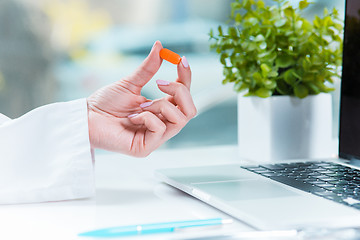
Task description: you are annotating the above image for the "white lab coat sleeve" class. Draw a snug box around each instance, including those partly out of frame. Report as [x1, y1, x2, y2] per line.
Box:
[0, 98, 95, 204]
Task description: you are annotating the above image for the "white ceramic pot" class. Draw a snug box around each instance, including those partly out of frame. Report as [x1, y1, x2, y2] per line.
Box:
[237, 94, 334, 162]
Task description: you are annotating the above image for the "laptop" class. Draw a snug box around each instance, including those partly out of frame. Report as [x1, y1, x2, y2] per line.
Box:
[155, 0, 360, 230]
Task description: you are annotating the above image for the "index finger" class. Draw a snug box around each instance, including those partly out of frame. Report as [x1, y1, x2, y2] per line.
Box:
[176, 56, 191, 90]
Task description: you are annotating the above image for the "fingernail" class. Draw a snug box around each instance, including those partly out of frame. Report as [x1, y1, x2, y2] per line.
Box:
[181, 56, 189, 68]
[140, 101, 153, 108]
[156, 79, 170, 86]
[128, 113, 139, 118]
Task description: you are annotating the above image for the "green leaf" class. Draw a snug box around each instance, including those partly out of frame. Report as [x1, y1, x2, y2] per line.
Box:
[323, 16, 332, 28]
[334, 23, 343, 31]
[252, 72, 262, 83]
[255, 88, 272, 98]
[260, 63, 271, 77]
[258, 49, 273, 58]
[256, 0, 265, 9]
[275, 19, 287, 28]
[302, 74, 314, 82]
[223, 67, 232, 77]
[218, 26, 223, 36]
[267, 51, 278, 62]
[268, 71, 279, 77]
[209, 29, 214, 38]
[323, 8, 329, 16]
[304, 82, 320, 94]
[276, 80, 292, 95]
[275, 54, 295, 68]
[254, 34, 265, 42]
[235, 13, 242, 23]
[228, 27, 238, 38]
[265, 28, 272, 38]
[242, 0, 248, 8]
[295, 20, 303, 29]
[247, 17, 259, 26]
[313, 16, 322, 28]
[283, 69, 297, 85]
[284, 7, 294, 18]
[263, 80, 277, 89]
[314, 82, 335, 93]
[248, 42, 257, 51]
[292, 71, 302, 80]
[220, 53, 228, 65]
[231, 2, 242, 10]
[294, 84, 309, 98]
[234, 82, 250, 92]
[299, 0, 310, 10]
[230, 54, 241, 65]
[259, 42, 267, 50]
[302, 19, 312, 31]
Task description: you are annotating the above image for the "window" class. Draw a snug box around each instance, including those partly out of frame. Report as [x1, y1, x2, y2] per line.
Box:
[0, 0, 345, 149]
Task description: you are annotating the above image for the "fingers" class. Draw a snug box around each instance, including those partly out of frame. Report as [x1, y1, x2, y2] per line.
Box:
[177, 56, 191, 90]
[155, 80, 197, 119]
[128, 111, 166, 155]
[139, 98, 189, 140]
[124, 41, 163, 92]
[140, 99, 187, 125]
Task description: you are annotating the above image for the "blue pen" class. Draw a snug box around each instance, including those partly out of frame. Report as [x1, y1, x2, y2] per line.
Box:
[78, 218, 233, 238]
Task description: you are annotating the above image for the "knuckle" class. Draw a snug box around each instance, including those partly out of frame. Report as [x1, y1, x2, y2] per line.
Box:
[158, 121, 167, 133]
[157, 98, 168, 107]
[139, 61, 157, 77]
[172, 82, 186, 94]
[178, 84, 188, 94]
[142, 111, 153, 118]
[152, 99, 168, 112]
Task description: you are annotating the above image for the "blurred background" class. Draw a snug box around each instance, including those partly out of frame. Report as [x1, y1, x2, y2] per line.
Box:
[0, 0, 345, 150]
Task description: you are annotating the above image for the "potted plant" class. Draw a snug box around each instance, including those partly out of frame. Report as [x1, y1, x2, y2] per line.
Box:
[210, 0, 343, 162]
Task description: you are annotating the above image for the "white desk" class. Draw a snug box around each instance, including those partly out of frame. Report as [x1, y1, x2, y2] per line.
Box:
[0, 145, 257, 240]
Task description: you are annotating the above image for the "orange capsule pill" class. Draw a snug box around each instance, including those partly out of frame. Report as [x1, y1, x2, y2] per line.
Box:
[159, 48, 181, 65]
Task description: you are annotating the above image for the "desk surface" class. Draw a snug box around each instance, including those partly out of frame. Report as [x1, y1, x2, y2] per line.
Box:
[0, 145, 257, 240]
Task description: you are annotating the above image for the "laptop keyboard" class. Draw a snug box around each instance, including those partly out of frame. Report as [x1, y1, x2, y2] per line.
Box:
[242, 161, 360, 210]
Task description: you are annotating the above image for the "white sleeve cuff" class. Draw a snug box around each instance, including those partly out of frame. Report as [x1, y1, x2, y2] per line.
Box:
[0, 98, 95, 204]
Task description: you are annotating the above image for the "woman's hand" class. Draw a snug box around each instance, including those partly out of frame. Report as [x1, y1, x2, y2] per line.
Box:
[87, 41, 196, 157]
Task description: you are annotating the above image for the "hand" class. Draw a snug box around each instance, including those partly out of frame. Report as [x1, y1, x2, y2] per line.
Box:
[87, 41, 197, 157]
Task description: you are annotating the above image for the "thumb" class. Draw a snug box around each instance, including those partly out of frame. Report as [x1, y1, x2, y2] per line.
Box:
[128, 41, 163, 91]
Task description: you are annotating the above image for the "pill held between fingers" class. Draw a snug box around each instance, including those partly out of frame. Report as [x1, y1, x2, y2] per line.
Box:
[159, 48, 182, 65]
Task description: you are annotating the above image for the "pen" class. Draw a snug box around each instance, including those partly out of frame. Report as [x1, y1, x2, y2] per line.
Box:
[78, 218, 233, 238]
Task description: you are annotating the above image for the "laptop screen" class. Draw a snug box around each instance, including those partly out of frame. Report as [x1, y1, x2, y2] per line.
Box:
[339, 0, 360, 160]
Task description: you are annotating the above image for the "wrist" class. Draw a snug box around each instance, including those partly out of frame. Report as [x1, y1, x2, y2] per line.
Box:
[87, 99, 100, 149]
